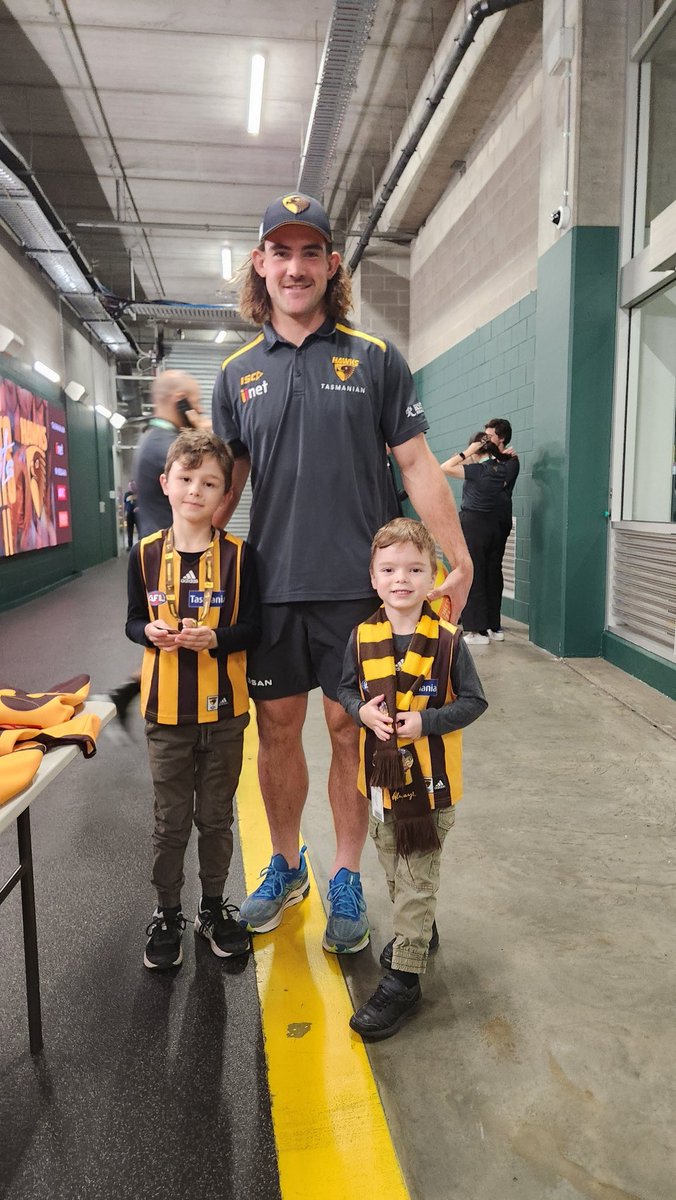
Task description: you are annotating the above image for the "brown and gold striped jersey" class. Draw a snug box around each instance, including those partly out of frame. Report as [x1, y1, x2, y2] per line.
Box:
[127, 528, 259, 725]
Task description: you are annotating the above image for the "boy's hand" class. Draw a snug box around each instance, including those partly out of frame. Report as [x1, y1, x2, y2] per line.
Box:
[145, 620, 180, 650]
[359, 694, 394, 741]
[174, 619, 217, 652]
[395, 711, 422, 739]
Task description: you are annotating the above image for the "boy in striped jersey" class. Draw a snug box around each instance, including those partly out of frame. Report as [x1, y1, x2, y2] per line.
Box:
[338, 519, 487, 1038]
[126, 431, 260, 970]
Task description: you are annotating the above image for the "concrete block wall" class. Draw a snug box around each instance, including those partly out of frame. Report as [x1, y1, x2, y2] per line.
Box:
[350, 253, 411, 360]
[408, 59, 541, 373]
[415, 291, 537, 625]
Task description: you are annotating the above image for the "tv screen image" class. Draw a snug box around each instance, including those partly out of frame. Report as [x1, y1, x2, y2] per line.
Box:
[0, 375, 73, 558]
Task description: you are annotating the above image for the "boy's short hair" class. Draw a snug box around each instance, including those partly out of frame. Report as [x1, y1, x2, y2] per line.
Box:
[370, 517, 437, 572]
[165, 430, 234, 490]
[485, 417, 512, 444]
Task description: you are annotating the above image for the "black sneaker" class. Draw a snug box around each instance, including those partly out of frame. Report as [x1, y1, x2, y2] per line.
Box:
[108, 677, 141, 732]
[195, 898, 251, 958]
[379, 920, 439, 970]
[144, 908, 186, 970]
[349, 972, 422, 1040]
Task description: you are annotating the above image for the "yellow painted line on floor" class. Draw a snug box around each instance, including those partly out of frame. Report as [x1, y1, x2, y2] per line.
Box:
[237, 713, 410, 1200]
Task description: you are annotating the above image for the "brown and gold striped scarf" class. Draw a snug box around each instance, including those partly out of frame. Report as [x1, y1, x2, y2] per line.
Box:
[357, 602, 442, 855]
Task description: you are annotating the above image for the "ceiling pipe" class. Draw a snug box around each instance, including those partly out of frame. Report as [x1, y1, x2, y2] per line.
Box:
[348, 0, 534, 271]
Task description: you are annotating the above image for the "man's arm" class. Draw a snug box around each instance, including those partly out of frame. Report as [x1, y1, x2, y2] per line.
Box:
[392, 433, 473, 622]
[213, 454, 251, 528]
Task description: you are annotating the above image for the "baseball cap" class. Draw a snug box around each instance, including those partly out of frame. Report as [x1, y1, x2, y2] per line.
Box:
[259, 194, 332, 244]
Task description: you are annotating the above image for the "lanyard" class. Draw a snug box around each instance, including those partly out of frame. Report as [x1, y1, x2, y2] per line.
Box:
[163, 527, 215, 625]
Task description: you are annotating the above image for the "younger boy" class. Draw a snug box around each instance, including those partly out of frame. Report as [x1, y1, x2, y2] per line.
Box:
[338, 518, 487, 1038]
[126, 430, 260, 969]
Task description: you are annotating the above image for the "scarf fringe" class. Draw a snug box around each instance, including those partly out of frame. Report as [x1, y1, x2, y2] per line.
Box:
[371, 746, 405, 789]
[395, 813, 441, 857]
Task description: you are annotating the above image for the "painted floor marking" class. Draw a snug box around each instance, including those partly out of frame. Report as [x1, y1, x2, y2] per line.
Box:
[237, 714, 410, 1200]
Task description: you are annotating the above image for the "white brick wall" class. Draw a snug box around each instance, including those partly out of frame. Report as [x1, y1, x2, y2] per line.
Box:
[408, 65, 542, 372]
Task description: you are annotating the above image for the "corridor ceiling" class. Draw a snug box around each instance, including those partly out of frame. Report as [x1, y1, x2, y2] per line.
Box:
[0, 0, 542, 357]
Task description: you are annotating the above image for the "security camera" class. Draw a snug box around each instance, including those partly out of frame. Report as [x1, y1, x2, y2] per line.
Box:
[551, 205, 571, 229]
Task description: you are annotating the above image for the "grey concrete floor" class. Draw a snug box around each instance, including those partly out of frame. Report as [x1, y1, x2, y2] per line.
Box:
[1, 556, 675, 1200]
[304, 621, 676, 1200]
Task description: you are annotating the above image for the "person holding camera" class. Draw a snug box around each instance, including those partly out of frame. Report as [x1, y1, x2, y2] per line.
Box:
[441, 431, 518, 644]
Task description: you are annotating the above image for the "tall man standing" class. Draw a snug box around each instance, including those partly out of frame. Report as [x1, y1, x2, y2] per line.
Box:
[212, 193, 472, 954]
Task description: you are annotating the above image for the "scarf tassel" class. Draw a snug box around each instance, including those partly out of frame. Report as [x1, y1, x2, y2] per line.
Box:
[370, 745, 405, 790]
[395, 814, 441, 858]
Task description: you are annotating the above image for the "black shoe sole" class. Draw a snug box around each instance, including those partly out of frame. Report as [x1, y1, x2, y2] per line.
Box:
[143, 945, 183, 970]
[349, 992, 421, 1041]
[194, 916, 251, 957]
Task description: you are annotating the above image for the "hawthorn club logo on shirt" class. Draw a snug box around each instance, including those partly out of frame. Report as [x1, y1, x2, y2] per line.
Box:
[332, 356, 359, 381]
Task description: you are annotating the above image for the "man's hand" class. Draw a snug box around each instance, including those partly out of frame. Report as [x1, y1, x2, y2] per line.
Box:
[359, 694, 393, 742]
[395, 711, 422, 739]
[427, 560, 473, 623]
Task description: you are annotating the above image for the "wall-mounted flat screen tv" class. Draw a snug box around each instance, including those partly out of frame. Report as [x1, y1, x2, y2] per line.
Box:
[0, 374, 73, 558]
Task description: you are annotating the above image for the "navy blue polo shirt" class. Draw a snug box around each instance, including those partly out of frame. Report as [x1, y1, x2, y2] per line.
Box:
[212, 318, 428, 602]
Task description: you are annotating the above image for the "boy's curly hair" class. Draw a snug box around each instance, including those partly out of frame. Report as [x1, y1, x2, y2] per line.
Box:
[370, 518, 437, 573]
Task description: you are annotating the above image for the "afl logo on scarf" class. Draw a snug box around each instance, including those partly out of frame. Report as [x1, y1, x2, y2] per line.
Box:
[282, 194, 310, 215]
[332, 356, 359, 381]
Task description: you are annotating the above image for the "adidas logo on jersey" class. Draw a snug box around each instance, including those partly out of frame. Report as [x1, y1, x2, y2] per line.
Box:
[181, 569, 198, 583]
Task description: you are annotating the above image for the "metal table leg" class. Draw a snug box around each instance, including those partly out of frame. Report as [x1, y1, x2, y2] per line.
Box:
[16, 809, 43, 1055]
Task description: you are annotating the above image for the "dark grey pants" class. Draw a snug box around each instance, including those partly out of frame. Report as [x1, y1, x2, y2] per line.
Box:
[145, 715, 249, 909]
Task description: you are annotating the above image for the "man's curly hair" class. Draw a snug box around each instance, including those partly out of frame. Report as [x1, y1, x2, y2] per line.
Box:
[237, 249, 353, 326]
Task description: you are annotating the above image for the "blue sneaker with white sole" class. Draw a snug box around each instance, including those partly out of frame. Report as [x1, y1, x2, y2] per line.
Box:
[239, 846, 309, 933]
[322, 868, 370, 954]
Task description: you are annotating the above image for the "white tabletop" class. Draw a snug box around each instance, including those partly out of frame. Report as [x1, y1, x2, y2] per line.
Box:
[0, 700, 116, 837]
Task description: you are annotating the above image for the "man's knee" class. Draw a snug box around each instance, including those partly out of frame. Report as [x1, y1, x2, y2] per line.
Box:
[256, 695, 307, 748]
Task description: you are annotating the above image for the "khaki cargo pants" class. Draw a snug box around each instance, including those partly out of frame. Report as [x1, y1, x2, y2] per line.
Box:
[369, 805, 456, 974]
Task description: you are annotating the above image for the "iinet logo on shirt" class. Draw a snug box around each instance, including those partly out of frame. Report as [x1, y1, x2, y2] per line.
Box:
[239, 371, 268, 404]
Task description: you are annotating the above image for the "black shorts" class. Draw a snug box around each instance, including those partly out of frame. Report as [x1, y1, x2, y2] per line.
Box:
[246, 599, 378, 702]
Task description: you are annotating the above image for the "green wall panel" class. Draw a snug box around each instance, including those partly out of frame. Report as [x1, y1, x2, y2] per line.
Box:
[603, 632, 676, 701]
[414, 291, 536, 624]
[530, 227, 619, 657]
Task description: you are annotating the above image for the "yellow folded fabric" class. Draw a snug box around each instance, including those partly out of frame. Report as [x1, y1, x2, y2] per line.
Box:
[0, 675, 91, 729]
[0, 677, 99, 806]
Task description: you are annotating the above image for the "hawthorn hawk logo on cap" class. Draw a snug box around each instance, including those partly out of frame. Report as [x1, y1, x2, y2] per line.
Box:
[282, 194, 311, 216]
[332, 355, 359, 381]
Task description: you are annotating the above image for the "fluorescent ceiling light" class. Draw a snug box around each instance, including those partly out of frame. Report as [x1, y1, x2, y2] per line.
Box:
[248, 54, 266, 136]
[214, 329, 227, 344]
[33, 360, 61, 384]
[109, 412, 126, 429]
[95, 404, 112, 419]
[64, 380, 86, 402]
[221, 247, 232, 279]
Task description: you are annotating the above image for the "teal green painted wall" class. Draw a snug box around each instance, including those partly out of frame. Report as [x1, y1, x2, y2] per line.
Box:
[414, 292, 536, 624]
[603, 632, 676, 701]
[530, 226, 618, 657]
[0, 356, 117, 612]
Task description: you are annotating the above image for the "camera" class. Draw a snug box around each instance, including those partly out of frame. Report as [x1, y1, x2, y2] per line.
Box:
[551, 205, 571, 229]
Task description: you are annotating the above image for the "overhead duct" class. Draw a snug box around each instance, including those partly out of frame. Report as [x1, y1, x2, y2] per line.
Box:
[0, 137, 135, 355]
[298, 0, 379, 201]
[348, 0, 534, 271]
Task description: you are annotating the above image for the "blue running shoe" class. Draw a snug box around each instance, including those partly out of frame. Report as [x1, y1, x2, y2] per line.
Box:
[322, 868, 370, 954]
[239, 846, 309, 933]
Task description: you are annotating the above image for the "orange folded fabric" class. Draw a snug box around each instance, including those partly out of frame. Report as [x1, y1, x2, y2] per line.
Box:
[0, 676, 100, 806]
